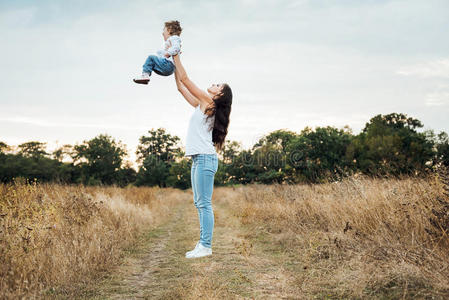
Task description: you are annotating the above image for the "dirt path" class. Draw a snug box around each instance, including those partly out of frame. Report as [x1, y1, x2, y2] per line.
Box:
[81, 193, 299, 299]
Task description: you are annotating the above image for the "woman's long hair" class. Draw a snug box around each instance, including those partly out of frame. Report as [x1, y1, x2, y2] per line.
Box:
[204, 84, 233, 152]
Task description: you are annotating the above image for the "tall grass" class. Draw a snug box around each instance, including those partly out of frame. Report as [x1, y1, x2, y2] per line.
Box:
[214, 171, 449, 297]
[3, 170, 448, 298]
[0, 179, 185, 299]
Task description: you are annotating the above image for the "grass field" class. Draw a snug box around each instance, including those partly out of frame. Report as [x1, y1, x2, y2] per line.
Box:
[1, 173, 448, 299]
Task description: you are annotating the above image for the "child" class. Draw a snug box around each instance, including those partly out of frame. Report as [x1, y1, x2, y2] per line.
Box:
[133, 20, 182, 84]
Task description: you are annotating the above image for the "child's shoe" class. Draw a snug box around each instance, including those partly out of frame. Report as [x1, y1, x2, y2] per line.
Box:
[186, 243, 212, 259]
[185, 240, 200, 257]
[133, 72, 150, 84]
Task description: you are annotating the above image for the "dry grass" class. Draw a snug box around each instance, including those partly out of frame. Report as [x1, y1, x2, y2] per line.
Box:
[0, 179, 185, 299]
[213, 171, 449, 298]
[2, 169, 449, 299]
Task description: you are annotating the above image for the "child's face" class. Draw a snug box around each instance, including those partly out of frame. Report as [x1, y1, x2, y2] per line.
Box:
[207, 83, 224, 97]
[162, 26, 170, 40]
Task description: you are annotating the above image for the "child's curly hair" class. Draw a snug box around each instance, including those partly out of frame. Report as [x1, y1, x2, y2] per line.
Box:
[164, 20, 182, 36]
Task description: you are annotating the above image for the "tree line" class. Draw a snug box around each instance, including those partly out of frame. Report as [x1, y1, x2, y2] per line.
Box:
[1, 113, 448, 189]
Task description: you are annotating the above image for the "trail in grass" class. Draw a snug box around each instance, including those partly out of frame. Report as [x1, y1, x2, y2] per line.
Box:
[82, 192, 299, 299]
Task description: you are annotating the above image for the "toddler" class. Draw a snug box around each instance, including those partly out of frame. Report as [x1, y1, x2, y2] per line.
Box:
[133, 20, 182, 84]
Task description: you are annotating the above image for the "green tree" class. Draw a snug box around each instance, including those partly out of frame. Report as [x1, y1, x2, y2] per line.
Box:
[18, 141, 48, 158]
[249, 130, 299, 184]
[253, 129, 299, 152]
[52, 144, 74, 162]
[166, 158, 192, 189]
[116, 163, 138, 187]
[348, 113, 434, 176]
[73, 134, 127, 185]
[136, 154, 170, 187]
[436, 131, 449, 166]
[135, 128, 184, 187]
[286, 126, 353, 183]
[0, 153, 69, 183]
[136, 128, 182, 163]
[226, 149, 258, 184]
[426, 130, 449, 167]
[0, 141, 9, 154]
[214, 140, 243, 185]
[220, 140, 242, 164]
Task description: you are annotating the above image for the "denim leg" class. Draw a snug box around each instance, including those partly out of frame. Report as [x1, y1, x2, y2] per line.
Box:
[142, 55, 174, 76]
[196, 154, 218, 248]
[142, 55, 156, 75]
[191, 157, 202, 241]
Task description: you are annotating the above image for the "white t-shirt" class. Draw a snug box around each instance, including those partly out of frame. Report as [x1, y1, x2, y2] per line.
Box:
[185, 104, 216, 157]
[156, 35, 181, 64]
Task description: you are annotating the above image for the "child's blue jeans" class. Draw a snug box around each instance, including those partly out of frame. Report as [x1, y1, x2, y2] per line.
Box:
[142, 55, 174, 76]
[191, 153, 219, 249]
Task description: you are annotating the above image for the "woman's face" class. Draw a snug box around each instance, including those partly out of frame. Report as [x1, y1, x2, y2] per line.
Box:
[207, 83, 224, 98]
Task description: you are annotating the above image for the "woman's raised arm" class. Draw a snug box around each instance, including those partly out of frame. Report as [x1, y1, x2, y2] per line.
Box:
[173, 54, 213, 105]
[174, 70, 199, 108]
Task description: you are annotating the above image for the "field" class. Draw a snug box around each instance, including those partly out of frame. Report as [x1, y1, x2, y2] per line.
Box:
[1, 174, 448, 299]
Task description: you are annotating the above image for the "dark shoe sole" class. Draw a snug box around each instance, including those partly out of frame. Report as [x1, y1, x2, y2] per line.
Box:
[133, 79, 150, 84]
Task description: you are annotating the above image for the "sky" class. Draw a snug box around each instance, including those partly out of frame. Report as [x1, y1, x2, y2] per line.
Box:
[1, 0, 448, 166]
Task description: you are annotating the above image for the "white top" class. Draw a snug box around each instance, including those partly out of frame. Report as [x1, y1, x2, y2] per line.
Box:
[185, 104, 216, 157]
[156, 35, 181, 64]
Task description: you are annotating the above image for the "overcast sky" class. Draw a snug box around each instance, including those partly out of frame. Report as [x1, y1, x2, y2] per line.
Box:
[1, 0, 448, 165]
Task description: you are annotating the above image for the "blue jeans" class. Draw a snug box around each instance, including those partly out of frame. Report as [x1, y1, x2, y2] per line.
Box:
[142, 55, 174, 76]
[191, 153, 218, 249]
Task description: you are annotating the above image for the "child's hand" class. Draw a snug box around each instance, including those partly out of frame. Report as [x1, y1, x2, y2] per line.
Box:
[164, 40, 172, 57]
[165, 40, 172, 50]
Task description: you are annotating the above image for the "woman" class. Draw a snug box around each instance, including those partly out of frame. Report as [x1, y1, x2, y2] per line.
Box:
[172, 53, 233, 259]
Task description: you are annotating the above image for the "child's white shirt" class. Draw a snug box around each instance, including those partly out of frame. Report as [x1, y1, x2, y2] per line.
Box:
[156, 35, 181, 64]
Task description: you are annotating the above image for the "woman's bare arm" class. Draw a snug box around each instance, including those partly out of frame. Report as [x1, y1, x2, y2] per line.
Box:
[174, 70, 199, 108]
[173, 54, 213, 105]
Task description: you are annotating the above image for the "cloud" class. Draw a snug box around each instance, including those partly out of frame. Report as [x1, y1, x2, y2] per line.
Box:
[396, 58, 449, 78]
[425, 84, 449, 106]
[425, 92, 449, 106]
[0, 116, 148, 131]
[396, 59, 449, 107]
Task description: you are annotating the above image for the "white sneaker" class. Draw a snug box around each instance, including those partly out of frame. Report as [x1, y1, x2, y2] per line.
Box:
[186, 243, 212, 259]
[133, 72, 150, 84]
[185, 241, 200, 257]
